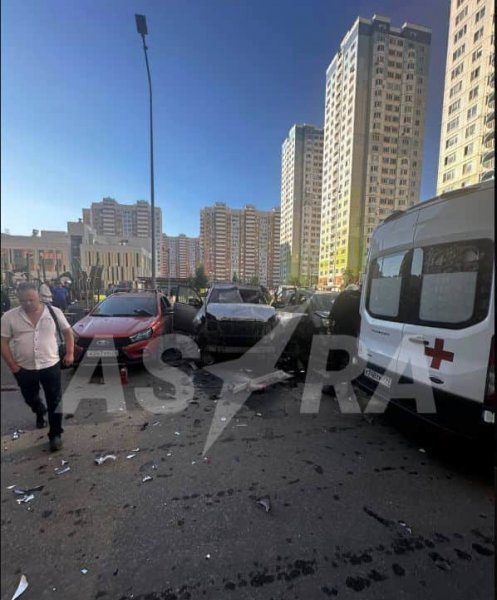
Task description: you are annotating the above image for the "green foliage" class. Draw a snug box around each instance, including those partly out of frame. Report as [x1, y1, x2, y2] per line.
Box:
[192, 264, 209, 291]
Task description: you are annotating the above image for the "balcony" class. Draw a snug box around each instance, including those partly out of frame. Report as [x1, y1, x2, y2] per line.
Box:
[484, 130, 495, 145]
[480, 169, 495, 182]
[482, 149, 495, 165]
[484, 110, 495, 127]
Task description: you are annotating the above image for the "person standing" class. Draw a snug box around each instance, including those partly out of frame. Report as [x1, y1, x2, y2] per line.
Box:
[1, 282, 74, 451]
[52, 281, 70, 311]
[39, 279, 53, 304]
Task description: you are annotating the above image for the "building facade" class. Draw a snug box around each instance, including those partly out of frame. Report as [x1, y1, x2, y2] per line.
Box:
[1, 231, 70, 282]
[83, 197, 163, 275]
[200, 203, 280, 288]
[280, 124, 324, 286]
[437, 0, 495, 193]
[318, 15, 431, 289]
[162, 234, 200, 279]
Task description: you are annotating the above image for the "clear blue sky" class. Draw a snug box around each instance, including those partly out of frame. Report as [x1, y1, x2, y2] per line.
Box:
[1, 0, 449, 238]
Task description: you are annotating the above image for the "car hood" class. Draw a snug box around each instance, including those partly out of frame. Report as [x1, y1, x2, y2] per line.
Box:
[73, 315, 157, 338]
[206, 303, 276, 322]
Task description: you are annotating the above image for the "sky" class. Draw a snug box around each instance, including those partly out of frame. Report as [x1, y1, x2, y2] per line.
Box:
[1, 0, 450, 238]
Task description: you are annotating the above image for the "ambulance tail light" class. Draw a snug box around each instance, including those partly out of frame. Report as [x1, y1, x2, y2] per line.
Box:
[484, 336, 496, 411]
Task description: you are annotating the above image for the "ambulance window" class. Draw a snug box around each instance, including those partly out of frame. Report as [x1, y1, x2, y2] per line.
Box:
[367, 251, 409, 319]
[412, 239, 493, 328]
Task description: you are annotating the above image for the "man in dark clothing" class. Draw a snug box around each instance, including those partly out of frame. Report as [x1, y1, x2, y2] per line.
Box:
[52, 282, 70, 311]
[329, 286, 362, 337]
[327, 285, 362, 371]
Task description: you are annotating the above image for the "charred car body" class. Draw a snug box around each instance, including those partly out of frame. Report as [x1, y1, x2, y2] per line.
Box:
[193, 284, 277, 358]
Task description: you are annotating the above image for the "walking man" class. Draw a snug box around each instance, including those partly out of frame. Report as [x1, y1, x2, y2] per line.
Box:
[1, 282, 74, 451]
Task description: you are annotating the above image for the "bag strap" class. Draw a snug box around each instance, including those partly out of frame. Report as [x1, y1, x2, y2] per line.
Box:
[46, 303, 64, 344]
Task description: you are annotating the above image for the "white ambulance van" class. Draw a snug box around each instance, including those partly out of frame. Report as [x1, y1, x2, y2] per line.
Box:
[358, 180, 495, 436]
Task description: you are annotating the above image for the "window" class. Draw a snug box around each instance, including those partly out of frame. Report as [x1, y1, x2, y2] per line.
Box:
[475, 7, 485, 23]
[444, 153, 456, 166]
[474, 27, 484, 43]
[448, 99, 461, 114]
[455, 6, 468, 25]
[450, 81, 463, 97]
[472, 47, 485, 66]
[367, 251, 409, 319]
[454, 24, 467, 44]
[470, 66, 481, 81]
[462, 161, 473, 174]
[467, 105, 477, 120]
[447, 117, 459, 132]
[451, 63, 464, 79]
[469, 85, 479, 101]
[409, 240, 493, 327]
[452, 43, 466, 62]
[466, 123, 476, 137]
[443, 170, 455, 182]
[464, 142, 474, 156]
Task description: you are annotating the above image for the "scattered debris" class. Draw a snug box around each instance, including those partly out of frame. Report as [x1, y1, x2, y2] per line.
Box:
[236, 423, 248, 427]
[418, 448, 426, 454]
[220, 417, 227, 422]
[11, 574, 28, 599]
[142, 475, 153, 483]
[16, 494, 35, 505]
[256, 496, 271, 513]
[232, 370, 292, 394]
[11, 431, 20, 440]
[256, 412, 262, 417]
[132, 448, 140, 453]
[203, 457, 211, 464]
[152, 421, 161, 427]
[7, 485, 16, 490]
[174, 432, 180, 436]
[94, 454, 117, 465]
[140, 422, 149, 431]
[54, 466, 71, 475]
[166, 452, 172, 457]
[398, 520, 412, 535]
[13, 485, 44, 495]
[205, 554, 211, 559]
[61, 459, 69, 466]
[126, 454, 137, 459]
[81, 568, 88, 575]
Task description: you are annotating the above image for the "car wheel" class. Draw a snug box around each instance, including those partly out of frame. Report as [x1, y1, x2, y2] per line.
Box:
[161, 348, 183, 364]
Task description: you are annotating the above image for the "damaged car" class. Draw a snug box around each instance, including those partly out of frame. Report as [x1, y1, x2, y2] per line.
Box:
[193, 283, 277, 362]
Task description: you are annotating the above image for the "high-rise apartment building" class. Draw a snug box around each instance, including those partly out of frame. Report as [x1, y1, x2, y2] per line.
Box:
[437, 0, 495, 193]
[83, 197, 163, 275]
[319, 15, 431, 289]
[280, 124, 324, 285]
[200, 203, 280, 288]
[162, 234, 200, 279]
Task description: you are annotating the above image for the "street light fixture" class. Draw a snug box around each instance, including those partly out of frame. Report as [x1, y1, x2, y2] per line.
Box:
[135, 14, 156, 289]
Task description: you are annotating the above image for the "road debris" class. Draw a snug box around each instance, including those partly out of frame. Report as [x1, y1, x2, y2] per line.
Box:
[81, 568, 88, 575]
[94, 454, 117, 465]
[61, 459, 69, 466]
[7, 485, 16, 490]
[142, 475, 153, 483]
[126, 454, 137, 459]
[11, 574, 28, 599]
[140, 422, 149, 431]
[398, 520, 412, 535]
[418, 448, 426, 453]
[205, 554, 211, 559]
[16, 494, 35, 504]
[11, 431, 20, 440]
[256, 496, 271, 513]
[13, 485, 44, 495]
[54, 466, 71, 475]
[174, 431, 180, 436]
[132, 448, 140, 452]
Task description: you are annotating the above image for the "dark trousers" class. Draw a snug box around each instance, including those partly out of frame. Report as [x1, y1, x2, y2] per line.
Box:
[14, 363, 63, 439]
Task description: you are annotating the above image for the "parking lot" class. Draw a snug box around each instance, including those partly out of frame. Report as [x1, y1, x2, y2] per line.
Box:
[1, 361, 494, 600]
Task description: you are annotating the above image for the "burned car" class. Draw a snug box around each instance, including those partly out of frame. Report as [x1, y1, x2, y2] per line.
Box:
[193, 283, 277, 361]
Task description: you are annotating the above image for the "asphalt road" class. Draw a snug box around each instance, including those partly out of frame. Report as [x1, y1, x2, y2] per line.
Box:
[1, 360, 495, 600]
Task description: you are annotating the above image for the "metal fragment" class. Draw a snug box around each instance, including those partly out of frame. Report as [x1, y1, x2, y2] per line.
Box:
[54, 466, 71, 475]
[256, 496, 271, 513]
[94, 454, 117, 465]
[16, 494, 34, 504]
[142, 475, 153, 483]
[11, 574, 28, 599]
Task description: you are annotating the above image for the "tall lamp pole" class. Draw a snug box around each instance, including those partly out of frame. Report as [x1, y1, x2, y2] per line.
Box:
[135, 14, 156, 289]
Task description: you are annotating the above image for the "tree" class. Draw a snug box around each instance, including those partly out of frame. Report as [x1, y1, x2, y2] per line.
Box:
[288, 276, 301, 287]
[192, 264, 209, 292]
[248, 275, 259, 285]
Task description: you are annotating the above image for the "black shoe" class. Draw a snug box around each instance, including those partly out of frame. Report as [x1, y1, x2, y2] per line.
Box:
[49, 436, 62, 452]
[36, 411, 47, 429]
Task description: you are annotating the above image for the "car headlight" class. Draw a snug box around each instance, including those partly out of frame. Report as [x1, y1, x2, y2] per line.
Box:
[129, 328, 153, 343]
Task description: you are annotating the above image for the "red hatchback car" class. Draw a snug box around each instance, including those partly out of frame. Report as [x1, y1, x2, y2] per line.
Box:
[72, 291, 173, 365]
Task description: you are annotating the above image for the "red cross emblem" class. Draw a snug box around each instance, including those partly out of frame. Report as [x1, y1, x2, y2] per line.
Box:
[424, 338, 454, 370]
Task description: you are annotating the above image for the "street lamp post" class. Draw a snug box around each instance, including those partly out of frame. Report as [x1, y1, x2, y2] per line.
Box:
[135, 14, 156, 289]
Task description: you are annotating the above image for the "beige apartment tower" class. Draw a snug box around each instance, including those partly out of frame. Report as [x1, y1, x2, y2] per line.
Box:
[437, 0, 495, 193]
[200, 203, 280, 288]
[162, 234, 200, 279]
[318, 15, 431, 289]
[280, 124, 324, 286]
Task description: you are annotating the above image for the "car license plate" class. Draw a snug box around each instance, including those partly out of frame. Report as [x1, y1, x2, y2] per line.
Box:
[87, 350, 119, 358]
[364, 367, 392, 389]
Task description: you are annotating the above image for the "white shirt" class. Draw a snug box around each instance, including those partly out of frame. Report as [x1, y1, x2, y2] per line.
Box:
[1, 305, 71, 370]
[39, 283, 53, 303]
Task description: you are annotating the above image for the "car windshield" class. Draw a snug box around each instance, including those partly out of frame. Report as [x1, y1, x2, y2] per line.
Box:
[310, 293, 338, 312]
[209, 287, 268, 304]
[92, 296, 157, 317]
